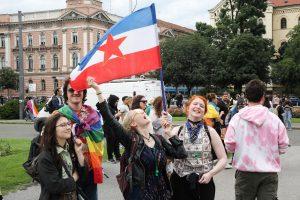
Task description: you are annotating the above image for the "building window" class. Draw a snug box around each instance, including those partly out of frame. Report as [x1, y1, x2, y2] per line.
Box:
[0, 36, 5, 48]
[28, 55, 33, 72]
[281, 18, 287, 29]
[54, 78, 58, 90]
[29, 79, 33, 84]
[16, 35, 19, 47]
[52, 54, 58, 71]
[27, 34, 33, 46]
[0, 56, 5, 68]
[41, 79, 46, 91]
[72, 52, 78, 68]
[16, 56, 20, 71]
[40, 32, 46, 45]
[97, 32, 101, 42]
[53, 32, 58, 45]
[72, 32, 78, 44]
[40, 55, 45, 71]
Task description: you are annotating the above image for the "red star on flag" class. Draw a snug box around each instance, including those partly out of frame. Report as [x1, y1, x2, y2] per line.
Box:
[98, 34, 127, 62]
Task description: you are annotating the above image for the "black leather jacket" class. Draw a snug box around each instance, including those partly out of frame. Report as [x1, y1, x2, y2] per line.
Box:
[96, 101, 187, 192]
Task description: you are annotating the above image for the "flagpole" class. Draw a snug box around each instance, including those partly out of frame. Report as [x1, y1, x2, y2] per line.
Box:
[159, 69, 167, 112]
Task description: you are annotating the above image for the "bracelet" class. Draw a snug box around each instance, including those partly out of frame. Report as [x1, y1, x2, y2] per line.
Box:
[96, 91, 102, 95]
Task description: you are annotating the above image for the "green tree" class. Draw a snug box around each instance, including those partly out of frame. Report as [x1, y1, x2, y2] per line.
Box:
[0, 68, 18, 98]
[161, 33, 217, 94]
[271, 25, 300, 93]
[226, 33, 274, 92]
[218, 0, 267, 36]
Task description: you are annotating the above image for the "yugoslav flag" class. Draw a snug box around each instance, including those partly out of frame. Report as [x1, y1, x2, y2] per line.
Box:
[70, 4, 162, 91]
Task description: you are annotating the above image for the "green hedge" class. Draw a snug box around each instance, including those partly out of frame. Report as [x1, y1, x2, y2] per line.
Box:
[0, 100, 19, 119]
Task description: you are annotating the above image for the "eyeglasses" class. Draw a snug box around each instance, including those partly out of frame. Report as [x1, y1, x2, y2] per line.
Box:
[140, 100, 147, 104]
[56, 121, 71, 128]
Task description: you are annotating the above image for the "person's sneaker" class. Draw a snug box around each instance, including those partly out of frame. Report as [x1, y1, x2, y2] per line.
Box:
[225, 163, 232, 169]
[108, 159, 117, 164]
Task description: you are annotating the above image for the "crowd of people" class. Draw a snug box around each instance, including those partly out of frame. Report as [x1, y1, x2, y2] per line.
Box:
[23, 78, 291, 200]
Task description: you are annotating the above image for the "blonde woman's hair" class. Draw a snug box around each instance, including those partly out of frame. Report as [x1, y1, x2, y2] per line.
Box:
[122, 110, 136, 131]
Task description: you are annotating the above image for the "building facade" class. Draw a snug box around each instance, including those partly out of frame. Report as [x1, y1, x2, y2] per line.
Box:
[209, 0, 300, 50]
[0, 0, 193, 98]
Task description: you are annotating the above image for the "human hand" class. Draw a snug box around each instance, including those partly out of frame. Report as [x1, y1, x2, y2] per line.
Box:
[87, 77, 100, 92]
[74, 138, 83, 154]
[72, 170, 79, 181]
[199, 172, 213, 184]
[162, 112, 173, 137]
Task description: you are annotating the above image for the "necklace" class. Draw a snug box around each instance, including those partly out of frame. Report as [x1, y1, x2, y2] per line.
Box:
[142, 134, 151, 142]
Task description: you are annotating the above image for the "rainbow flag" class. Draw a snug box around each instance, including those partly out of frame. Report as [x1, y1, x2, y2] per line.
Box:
[59, 104, 104, 183]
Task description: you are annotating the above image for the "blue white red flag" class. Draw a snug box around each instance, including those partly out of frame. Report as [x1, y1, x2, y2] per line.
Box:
[70, 4, 162, 91]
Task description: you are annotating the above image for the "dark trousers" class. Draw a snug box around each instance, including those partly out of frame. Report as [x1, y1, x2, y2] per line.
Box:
[170, 172, 215, 200]
[235, 170, 278, 200]
[81, 183, 98, 200]
[106, 133, 121, 160]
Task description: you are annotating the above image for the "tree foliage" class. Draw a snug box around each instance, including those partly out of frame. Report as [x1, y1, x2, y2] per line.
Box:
[161, 33, 217, 94]
[226, 33, 274, 91]
[0, 68, 18, 97]
[271, 25, 300, 93]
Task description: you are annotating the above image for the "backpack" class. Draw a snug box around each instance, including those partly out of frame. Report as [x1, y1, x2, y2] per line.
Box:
[22, 135, 42, 182]
[22, 154, 41, 182]
[116, 133, 163, 198]
[45, 96, 55, 114]
[177, 124, 218, 160]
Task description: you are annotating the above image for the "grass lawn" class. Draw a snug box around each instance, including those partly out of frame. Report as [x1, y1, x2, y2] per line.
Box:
[0, 138, 108, 195]
[173, 116, 186, 122]
[292, 118, 300, 123]
[0, 138, 32, 195]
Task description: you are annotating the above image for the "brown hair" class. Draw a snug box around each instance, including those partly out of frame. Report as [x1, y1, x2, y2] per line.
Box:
[184, 95, 208, 115]
[63, 78, 87, 104]
[206, 93, 217, 102]
[153, 96, 163, 118]
[131, 95, 145, 110]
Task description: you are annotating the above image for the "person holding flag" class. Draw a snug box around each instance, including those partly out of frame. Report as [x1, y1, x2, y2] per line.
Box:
[58, 78, 104, 200]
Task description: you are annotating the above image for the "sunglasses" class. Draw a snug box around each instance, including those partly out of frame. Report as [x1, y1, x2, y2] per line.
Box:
[140, 100, 147, 104]
[67, 88, 82, 94]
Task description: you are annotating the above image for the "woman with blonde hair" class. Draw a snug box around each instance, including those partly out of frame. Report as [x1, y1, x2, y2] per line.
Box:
[171, 95, 227, 200]
[88, 78, 187, 200]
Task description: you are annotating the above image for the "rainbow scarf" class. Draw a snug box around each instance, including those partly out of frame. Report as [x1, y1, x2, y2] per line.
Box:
[59, 104, 104, 183]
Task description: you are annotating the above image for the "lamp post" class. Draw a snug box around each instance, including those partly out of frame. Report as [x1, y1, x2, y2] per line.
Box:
[18, 11, 25, 120]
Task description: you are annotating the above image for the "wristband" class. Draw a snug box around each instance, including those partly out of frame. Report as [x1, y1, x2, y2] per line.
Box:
[96, 91, 102, 95]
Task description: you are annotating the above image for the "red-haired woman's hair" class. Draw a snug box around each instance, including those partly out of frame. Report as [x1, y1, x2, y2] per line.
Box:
[184, 95, 208, 115]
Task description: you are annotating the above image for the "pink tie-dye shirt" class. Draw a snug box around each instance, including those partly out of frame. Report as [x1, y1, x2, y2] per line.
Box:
[225, 105, 289, 172]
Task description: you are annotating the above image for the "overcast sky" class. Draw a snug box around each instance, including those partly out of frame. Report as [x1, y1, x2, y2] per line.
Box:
[0, 0, 221, 29]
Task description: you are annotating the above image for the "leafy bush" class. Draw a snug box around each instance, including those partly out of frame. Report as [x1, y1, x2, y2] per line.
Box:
[0, 99, 19, 119]
[0, 139, 12, 156]
[292, 106, 300, 118]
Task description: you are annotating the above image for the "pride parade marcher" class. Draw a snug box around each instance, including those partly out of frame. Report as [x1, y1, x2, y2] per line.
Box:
[171, 95, 227, 200]
[131, 95, 147, 110]
[225, 79, 289, 200]
[24, 97, 39, 121]
[37, 112, 86, 200]
[88, 77, 187, 200]
[58, 78, 104, 200]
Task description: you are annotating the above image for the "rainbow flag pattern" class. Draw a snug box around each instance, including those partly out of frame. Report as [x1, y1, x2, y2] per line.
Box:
[59, 104, 104, 183]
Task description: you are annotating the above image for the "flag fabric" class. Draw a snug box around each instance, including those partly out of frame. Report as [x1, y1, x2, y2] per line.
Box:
[70, 4, 162, 91]
[58, 105, 105, 184]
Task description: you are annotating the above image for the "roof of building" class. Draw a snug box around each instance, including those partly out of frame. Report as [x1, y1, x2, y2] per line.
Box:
[157, 20, 195, 33]
[269, 0, 300, 7]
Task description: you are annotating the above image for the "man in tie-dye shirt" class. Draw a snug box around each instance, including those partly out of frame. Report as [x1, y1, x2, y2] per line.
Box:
[225, 79, 289, 200]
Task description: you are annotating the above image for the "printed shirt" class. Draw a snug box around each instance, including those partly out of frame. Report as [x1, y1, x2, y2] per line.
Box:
[56, 143, 73, 179]
[173, 125, 213, 177]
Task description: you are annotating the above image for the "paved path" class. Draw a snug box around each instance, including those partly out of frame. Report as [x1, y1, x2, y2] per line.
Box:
[4, 146, 300, 200]
[2, 124, 300, 200]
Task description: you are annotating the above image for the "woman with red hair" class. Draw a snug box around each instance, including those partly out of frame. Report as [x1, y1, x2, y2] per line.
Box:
[170, 95, 227, 200]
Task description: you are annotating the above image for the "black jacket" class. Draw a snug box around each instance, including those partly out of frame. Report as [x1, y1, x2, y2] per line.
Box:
[96, 101, 187, 191]
[37, 150, 84, 200]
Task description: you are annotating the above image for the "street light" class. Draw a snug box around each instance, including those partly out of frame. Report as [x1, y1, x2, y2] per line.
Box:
[18, 11, 25, 120]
